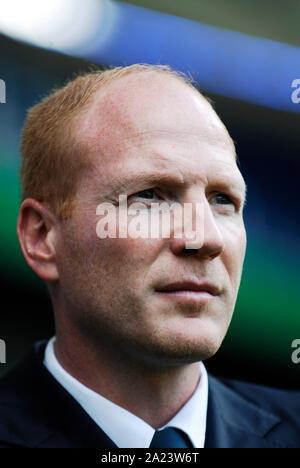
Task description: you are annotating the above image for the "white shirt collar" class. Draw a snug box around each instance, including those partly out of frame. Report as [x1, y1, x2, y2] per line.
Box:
[43, 336, 208, 448]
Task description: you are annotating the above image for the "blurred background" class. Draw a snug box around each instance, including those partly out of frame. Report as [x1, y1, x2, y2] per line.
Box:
[0, 0, 299, 388]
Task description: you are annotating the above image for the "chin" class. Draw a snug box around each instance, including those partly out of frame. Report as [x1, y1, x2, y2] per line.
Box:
[168, 335, 223, 364]
[170, 316, 228, 357]
[133, 321, 227, 368]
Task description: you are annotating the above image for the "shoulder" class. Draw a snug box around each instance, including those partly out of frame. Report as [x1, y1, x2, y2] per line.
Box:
[0, 341, 118, 448]
[207, 374, 300, 447]
[0, 341, 59, 447]
[217, 376, 300, 414]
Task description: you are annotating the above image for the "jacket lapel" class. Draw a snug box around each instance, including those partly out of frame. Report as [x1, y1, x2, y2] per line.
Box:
[205, 375, 282, 448]
[0, 340, 117, 448]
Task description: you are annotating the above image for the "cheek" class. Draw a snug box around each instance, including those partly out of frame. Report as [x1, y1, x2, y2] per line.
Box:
[78, 237, 161, 306]
[94, 208, 163, 265]
[97, 237, 161, 274]
[222, 226, 246, 289]
[60, 210, 164, 282]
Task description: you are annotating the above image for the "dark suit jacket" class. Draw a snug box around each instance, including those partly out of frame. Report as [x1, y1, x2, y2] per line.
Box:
[0, 340, 299, 448]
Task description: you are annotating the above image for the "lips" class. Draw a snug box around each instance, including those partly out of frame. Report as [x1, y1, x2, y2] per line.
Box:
[156, 281, 220, 296]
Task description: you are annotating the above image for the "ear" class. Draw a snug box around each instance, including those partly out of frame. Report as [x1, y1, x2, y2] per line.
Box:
[17, 198, 59, 282]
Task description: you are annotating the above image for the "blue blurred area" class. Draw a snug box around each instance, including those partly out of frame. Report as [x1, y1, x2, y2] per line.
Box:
[82, 1, 300, 114]
[6, 0, 299, 114]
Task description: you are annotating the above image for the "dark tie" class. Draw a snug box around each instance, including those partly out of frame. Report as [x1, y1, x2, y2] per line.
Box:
[150, 427, 192, 448]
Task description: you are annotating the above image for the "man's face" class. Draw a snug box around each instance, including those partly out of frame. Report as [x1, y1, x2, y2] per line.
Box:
[54, 72, 247, 368]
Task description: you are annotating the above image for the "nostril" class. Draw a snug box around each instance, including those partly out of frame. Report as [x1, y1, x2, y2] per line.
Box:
[182, 247, 198, 254]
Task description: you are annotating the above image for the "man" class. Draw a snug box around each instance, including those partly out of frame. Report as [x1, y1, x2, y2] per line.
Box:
[0, 64, 299, 448]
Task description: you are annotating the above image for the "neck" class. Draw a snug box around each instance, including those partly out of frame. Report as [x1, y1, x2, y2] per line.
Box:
[54, 328, 201, 429]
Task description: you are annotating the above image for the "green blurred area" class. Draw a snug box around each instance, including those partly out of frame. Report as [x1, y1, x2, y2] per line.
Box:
[228, 239, 299, 365]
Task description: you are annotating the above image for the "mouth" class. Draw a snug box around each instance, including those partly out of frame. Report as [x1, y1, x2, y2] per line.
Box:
[155, 281, 221, 302]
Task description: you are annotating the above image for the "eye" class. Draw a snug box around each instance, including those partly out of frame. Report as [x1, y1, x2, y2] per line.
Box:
[213, 193, 235, 205]
[210, 193, 239, 213]
[130, 188, 160, 200]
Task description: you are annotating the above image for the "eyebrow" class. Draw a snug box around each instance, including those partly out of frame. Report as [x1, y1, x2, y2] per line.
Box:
[110, 172, 184, 193]
[210, 177, 247, 200]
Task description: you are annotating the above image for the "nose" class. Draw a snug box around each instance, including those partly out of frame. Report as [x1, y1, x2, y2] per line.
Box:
[169, 198, 225, 259]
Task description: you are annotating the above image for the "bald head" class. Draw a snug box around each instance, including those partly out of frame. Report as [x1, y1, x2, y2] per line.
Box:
[76, 70, 235, 158]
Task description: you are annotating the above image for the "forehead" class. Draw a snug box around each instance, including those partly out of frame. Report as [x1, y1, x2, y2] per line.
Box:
[77, 72, 233, 151]
[75, 72, 244, 192]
